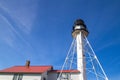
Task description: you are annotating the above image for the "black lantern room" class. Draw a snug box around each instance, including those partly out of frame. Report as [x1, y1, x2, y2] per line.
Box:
[72, 19, 89, 38]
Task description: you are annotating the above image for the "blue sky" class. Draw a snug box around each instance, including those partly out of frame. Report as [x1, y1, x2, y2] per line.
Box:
[0, 0, 120, 79]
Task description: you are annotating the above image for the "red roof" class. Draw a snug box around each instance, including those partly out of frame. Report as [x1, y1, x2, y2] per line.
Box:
[0, 66, 53, 73]
[0, 65, 80, 73]
[51, 70, 80, 73]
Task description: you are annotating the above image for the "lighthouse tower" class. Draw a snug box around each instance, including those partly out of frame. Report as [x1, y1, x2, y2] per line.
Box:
[72, 19, 88, 80]
[57, 19, 108, 80]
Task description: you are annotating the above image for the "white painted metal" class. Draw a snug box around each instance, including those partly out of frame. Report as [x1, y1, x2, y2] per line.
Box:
[76, 32, 86, 80]
[57, 30, 109, 80]
[57, 39, 76, 80]
[84, 36, 108, 80]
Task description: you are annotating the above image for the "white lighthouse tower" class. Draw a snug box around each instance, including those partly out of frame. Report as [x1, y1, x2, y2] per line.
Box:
[72, 19, 88, 80]
[57, 19, 108, 80]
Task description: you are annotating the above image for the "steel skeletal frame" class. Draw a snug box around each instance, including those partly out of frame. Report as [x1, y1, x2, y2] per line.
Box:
[57, 33, 108, 80]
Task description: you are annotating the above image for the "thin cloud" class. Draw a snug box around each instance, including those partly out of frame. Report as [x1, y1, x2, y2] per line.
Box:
[0, 5, 34, 50]
[0, 1, 37, 34]
[96, 38, 120, 52]
[0, 5, 43, 62]
[0, 5, 32, 34]
[110, 74, 120, 80]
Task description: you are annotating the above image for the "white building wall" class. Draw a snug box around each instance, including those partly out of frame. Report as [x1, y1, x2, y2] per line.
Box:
[0, 74, 13, 80]
[22, 74, 41, 80]
[71, 73, 80, 80]
[48, 72, 80, 80]
[0, 72, 79, 80]
[0, 73, 42, 80]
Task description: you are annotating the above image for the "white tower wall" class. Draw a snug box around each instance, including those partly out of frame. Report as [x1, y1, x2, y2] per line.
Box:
[76, 32, 86, 80]
[72, 19, 88, 80]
